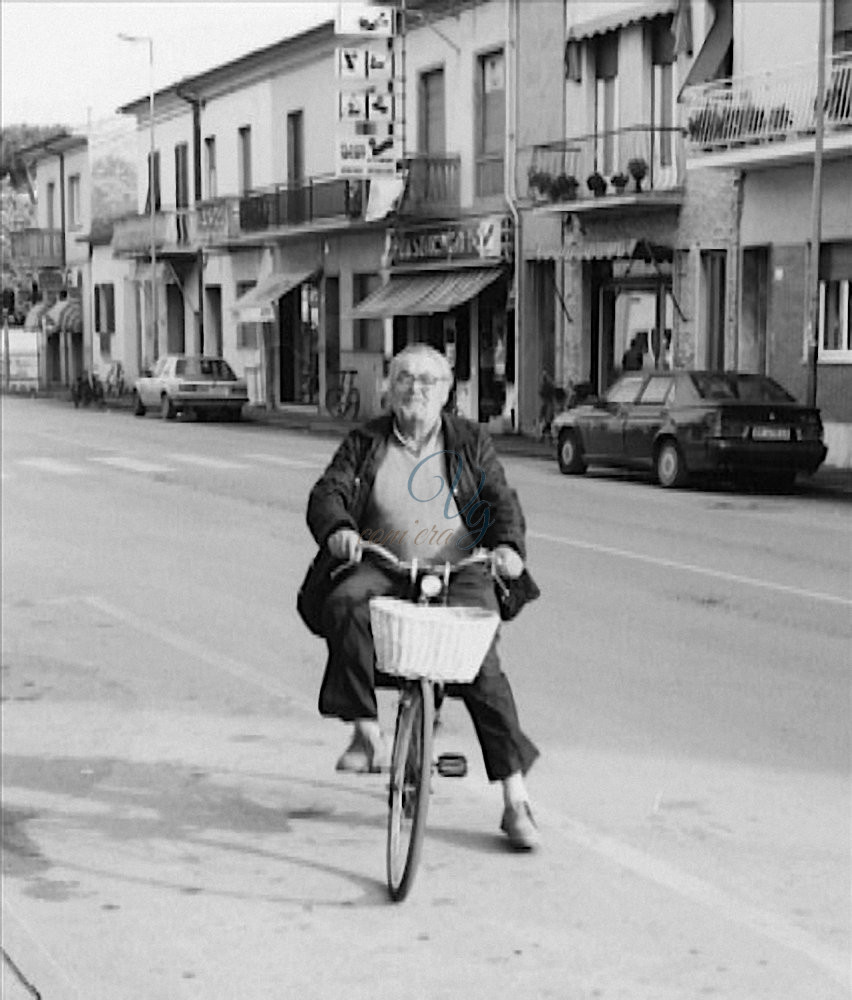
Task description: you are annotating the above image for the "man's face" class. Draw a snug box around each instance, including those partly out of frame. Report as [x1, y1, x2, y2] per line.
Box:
[389, 352, 451, 428]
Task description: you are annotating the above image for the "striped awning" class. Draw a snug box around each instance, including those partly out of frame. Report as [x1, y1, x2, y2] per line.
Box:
[567, 0, 676, 40]
[232, 268, 317, 323]
[23, 302, 50, 330]
[351, 268, 505, 319]
[44, 297, 83, 334]
[564, 239, 639, 261]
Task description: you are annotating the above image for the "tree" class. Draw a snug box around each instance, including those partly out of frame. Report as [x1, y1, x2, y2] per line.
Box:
[1, 123, 70, 202]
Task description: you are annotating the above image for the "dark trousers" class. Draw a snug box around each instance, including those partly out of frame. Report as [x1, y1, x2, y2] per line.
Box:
[319, 562, 539, 782]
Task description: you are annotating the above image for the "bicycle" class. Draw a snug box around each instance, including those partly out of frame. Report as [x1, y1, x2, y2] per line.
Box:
[325, 369, 360, 420]
[341, 542, 500, 902]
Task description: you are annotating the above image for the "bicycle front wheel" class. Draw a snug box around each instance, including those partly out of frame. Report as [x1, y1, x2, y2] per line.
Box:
[386, 678, 434, 902]
[343, 387, 360, 421]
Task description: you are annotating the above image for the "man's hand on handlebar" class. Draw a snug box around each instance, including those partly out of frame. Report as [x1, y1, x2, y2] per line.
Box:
[327, 528, 362, 562]
[493, 545, 524, 580]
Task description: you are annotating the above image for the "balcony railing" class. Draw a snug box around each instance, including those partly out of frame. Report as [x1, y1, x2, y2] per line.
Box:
[9, 228, 64, 267]
[238, 176, 362, 232]
[111, 210, 194, 255]
[524, 125, 684, 207]
[399, 154, 460, 216]
[682, 52, 852, 153]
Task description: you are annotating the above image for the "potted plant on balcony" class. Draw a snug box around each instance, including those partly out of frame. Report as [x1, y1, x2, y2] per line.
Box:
[627, 157, 648, 192]
[553, 173, 579, 201]
[587, 171, 607, 197]
[611, 171, 629, 193]
[767, 103, 793, 139]
[527, 167, 555, 202]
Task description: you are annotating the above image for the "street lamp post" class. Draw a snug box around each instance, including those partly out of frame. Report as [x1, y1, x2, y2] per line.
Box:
[118, 33, 157, 368]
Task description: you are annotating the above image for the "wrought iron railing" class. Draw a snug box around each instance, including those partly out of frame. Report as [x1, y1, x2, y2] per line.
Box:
[9, 228, 64, 266]
[238, 176, 363, 231]
[523, 125, 683, 204]
[400, 154, 460, 215]
[682, 51, 852, 152]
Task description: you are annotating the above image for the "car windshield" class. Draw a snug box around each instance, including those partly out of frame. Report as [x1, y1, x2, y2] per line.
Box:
[175, 358, 236, 380]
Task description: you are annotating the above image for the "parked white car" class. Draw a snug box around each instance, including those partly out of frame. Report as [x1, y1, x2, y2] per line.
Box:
[133, 354, 248, 421]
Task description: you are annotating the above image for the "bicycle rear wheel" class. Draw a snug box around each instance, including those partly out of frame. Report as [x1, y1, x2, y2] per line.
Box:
[342, 387, 360, 421]
[325, 387, 342, 417]
[386, 678, 434, 902]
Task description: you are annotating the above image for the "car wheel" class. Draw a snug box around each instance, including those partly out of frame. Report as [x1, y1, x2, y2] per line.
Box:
[133, 391, 146, 417]
[160, 394, 176, 420]
[557, 429, 586, 475]
[656, 440, 688, 488]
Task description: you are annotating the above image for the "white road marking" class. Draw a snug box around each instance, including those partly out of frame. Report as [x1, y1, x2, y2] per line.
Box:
[80, 594, 303, 706]
[18, 457, 87, 475]
[543, 810, 849, 984]
[529, 530, 852, 607]
[165, 452, 250, 470]
[244, 452, 325, 470]
[89, 456, 174, 474]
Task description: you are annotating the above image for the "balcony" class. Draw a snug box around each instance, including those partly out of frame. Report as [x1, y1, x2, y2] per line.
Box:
[523, 125, 684, 215]
[190, 197, 241, 246]
[238, 176, 363, 233]
[398, 154, 461, 218]
[9, 228, 64, 267]
[682, 52, 852, 169]
[111, 210, 195, 256]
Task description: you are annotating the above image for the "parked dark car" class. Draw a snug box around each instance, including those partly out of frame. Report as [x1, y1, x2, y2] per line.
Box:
[551, 370, 828, 490]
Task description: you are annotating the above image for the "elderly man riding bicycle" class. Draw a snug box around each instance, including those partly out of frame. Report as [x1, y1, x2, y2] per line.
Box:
[299, 344, 540, 851]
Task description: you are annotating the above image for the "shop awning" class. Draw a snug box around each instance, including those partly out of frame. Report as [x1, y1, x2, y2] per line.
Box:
[565, 239, 639, 261]
[351, 268, 505, 319]
[567, 0, 676, 41]
[23, 302, 50, 330]
[44, 298, 83, 334]
[232, 269, 317, 323]
[681, 0, 733, 91]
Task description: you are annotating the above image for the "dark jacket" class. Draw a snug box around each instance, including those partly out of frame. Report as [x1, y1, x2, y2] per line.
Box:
[298, 413, 527, 635]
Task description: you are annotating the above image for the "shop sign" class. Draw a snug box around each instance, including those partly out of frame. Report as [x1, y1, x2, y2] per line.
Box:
[335, 3, 395, 37]
[389, 216, 511, 265]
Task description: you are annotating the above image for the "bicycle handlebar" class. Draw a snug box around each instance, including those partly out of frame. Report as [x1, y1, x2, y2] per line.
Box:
[358, 540, 494, 574]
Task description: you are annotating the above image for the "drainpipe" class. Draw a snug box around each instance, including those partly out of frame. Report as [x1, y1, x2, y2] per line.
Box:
[805, 0, 827, 409]
[505, 0, 522, 432]
[177, 87, 205, 354]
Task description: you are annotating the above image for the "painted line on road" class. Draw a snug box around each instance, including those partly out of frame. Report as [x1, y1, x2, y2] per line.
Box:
[89, 456, 174, 474]
[528, 530, 852, 607]
[165, 452, 250, 470]
[80, 594, 310, 709]
[18, 457, 87, 475]
[544, 811, 849, 984]
[2, 904, 85, 999]
[244, 452, 325, 470]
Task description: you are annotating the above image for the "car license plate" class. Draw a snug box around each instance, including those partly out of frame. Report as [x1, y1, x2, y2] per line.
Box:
[752, 425, 791, 441]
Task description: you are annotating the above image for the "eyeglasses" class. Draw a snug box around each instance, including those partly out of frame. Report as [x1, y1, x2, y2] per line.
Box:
[394, 372, 446, 390]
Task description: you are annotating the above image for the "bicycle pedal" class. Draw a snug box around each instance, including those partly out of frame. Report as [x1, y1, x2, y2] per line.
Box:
[437, 753, 467, 778]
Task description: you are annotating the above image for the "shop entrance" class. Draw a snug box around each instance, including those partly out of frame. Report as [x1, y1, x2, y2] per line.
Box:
[592, 262, 674, 393]
[278, 280, 319, 404]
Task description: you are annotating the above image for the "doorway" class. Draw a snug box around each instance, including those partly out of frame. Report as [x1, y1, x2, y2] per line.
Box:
[597, 277, 674, 392]
[278, 280, 319, 403]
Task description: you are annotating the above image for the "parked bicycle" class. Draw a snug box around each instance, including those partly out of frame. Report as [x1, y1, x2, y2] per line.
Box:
[336, 541, 501, 902]
[104, 361, 126, 399]
[325, 369, 360, 420]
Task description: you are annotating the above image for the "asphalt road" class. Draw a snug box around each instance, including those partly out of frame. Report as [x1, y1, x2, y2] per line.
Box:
[2, 396, 850, 1000]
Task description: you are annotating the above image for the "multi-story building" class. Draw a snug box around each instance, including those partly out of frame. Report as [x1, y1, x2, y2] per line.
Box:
[11, 132, 90, 387]
[516, 0, 850, 464]
[681, 0, 852, 464]
[114, 3, 517, 425]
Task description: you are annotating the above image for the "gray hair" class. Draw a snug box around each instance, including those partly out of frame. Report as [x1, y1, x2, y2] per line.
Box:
[388, 343, 453, 384]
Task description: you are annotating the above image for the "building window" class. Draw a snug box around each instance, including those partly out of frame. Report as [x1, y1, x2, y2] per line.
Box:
[175, 142, 189, 208]
[94, 283, 116, 333]
[475, 49, 505, 197]
[834, 0, 852, 52]
[204, 136, 217, 198]
[819, 280, 851, 358]
[287, 111, 304, 184]
[353, 273, 383, 352]
[419, 67, 445, 153]
[595, 32, 619, 175]
[238, 126, 252, 194]
[46, 182, 55, 229]
[68, 174, 81, 229]
[652, 17, 676, 172]
[145, 150, 161, 212]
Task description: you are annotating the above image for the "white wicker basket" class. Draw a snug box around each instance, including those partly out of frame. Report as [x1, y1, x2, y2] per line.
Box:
[369, 597, 500, 683]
